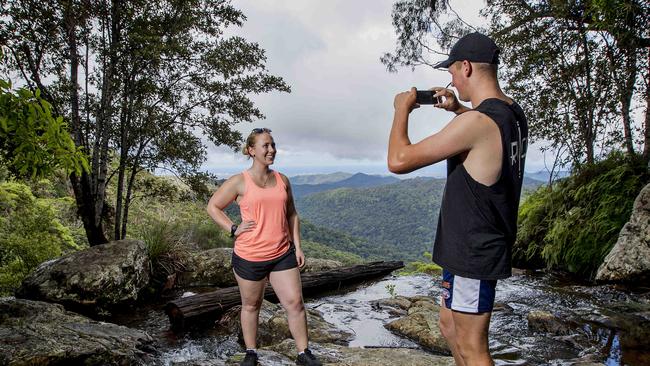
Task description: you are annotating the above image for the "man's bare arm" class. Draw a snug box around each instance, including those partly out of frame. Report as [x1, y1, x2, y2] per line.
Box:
[388, 88, 486, 174]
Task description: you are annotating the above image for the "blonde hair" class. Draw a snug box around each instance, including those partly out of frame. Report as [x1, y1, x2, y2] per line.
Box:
[242, 128, 272, 157]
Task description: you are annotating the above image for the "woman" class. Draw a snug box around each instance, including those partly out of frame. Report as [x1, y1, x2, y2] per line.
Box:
[207, 128, 322, 366]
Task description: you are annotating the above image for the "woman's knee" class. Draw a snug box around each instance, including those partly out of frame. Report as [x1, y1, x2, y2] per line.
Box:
[282, 297, 304, 314]
[241, 297, 263, 312]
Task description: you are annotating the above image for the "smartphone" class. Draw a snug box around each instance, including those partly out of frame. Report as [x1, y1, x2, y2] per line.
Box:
[416, 90, 442, 105]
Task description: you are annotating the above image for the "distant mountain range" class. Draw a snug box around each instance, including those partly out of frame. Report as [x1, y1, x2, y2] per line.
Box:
[290, 172, 354, 185]
[525, 170, 570, 183]
[291, 173, 400, 198]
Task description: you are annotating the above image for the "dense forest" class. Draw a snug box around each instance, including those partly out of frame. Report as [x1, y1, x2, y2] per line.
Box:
[297, 177, 446, 262]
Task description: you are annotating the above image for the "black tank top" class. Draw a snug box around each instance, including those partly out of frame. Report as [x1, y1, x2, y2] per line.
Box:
[432, 98, 528, 280]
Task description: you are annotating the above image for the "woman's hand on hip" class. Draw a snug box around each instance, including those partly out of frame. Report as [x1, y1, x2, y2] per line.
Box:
[235, 220, 256, 237]
[295, 247, 306, 269]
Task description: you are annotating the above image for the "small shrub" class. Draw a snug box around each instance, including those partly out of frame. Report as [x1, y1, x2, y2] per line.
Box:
[0, 181, 79, 295]
[399, 252, 442, 275]
[300, 240, 363, 265]
[128, 199, 232, 250]
[185, 218, 232, 250]
[385, 283, 397, 298]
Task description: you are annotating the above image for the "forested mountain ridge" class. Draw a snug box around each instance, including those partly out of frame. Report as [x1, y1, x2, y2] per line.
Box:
[291, 173, 400, 198]
[296, 177, 447, 261]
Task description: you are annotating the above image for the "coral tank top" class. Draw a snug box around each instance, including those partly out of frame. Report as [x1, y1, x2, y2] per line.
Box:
[234, 170, 290, 261]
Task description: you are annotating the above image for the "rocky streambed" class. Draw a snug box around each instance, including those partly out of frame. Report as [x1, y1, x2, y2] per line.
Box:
[103, 272, 649, 366]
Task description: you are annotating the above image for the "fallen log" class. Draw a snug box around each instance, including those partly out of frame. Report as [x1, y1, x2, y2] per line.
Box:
[165, 260, 404, 330]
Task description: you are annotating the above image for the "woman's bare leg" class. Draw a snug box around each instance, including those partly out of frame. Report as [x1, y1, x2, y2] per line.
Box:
[234, 271, 268, 349]
[269, 267, 308, 352]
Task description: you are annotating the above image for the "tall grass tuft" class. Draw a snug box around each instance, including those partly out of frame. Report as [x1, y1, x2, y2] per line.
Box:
[137, 218, 189, 287]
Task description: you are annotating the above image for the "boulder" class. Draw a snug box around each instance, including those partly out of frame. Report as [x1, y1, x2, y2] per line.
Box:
[527, 310, 579, 336]
[0, 297, 153, 365]
[301, 258, 344, 273]
[178, 248, 236, 287]
[384, 296, 450, 355]
[372, 296, 413, 311]
[596, 183, 650, 283]
[253, 339, 456, 366]
[17, 239, 150, 313]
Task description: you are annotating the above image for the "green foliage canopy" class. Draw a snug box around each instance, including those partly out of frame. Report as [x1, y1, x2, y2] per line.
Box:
[1, 0, 290, 244]
[383, 0, 650, 167]
[514, 153, 649, 278]
[0, 79, 88, 179]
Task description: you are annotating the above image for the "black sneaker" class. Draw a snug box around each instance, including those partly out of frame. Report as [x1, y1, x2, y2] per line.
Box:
[296, 348, 322, 366]
[240, 350, 258, 366]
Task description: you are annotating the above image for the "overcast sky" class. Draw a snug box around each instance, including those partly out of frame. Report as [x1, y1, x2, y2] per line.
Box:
[202, 0, 550, 178]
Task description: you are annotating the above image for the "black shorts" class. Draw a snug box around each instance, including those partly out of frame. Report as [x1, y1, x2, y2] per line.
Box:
[232, 245, 297, 281]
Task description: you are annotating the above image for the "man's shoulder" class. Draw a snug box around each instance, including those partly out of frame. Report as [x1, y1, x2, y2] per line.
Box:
[452, 109, 495, 130]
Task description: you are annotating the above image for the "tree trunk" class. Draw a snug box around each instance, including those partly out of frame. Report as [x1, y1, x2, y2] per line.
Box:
[85, 0, 123, 244]
[114, 157, 126, 239]
[120, 164, 139, 239]
[70, 173, 108, 244]
[643, 84, 650, 164]
[580, 26, 595, 166]
[620, 49, 637, 157]
[165, 261, 404, 331]
[643, 52, 650, 167]
[120, 141, 145, 239]
[114, 84, 130, 240]
[64, 1, 108, 245]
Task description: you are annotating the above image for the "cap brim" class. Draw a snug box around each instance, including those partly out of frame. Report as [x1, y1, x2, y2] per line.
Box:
[434, 58, 454, 69]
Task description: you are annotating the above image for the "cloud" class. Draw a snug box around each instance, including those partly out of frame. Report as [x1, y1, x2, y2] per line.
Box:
[203, 1, 549, 176]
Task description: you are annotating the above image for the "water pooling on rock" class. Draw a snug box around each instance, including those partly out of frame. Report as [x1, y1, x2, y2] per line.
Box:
[106, 272, 649, 365]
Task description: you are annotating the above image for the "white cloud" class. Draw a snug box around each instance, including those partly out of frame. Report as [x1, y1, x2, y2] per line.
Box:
[203, 0, 550, 177]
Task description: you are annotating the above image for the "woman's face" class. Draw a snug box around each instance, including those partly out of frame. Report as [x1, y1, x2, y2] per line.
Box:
[249, 132, 276, 165]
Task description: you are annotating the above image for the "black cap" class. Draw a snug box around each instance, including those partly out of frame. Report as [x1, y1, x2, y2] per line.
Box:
[434, 32, 500, 69]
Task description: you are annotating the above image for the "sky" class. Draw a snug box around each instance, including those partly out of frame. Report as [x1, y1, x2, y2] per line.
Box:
[201, 0, 551, 179]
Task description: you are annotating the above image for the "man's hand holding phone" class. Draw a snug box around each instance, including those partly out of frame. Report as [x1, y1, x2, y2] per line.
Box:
[431, 86, 469, 115]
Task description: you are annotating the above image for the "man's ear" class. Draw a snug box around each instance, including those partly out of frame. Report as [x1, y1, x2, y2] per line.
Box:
[463, 60, 473, 78]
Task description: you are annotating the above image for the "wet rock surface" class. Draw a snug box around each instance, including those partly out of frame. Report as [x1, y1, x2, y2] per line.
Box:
[16, 239, 150, 313]
[597, 182, 650, 283]
[527, 310, 580, 335]
[383, 296, 450, 355]
[0, 297, 153, 365]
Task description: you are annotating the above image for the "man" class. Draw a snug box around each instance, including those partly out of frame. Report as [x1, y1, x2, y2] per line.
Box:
[387, 32, 528, 366]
